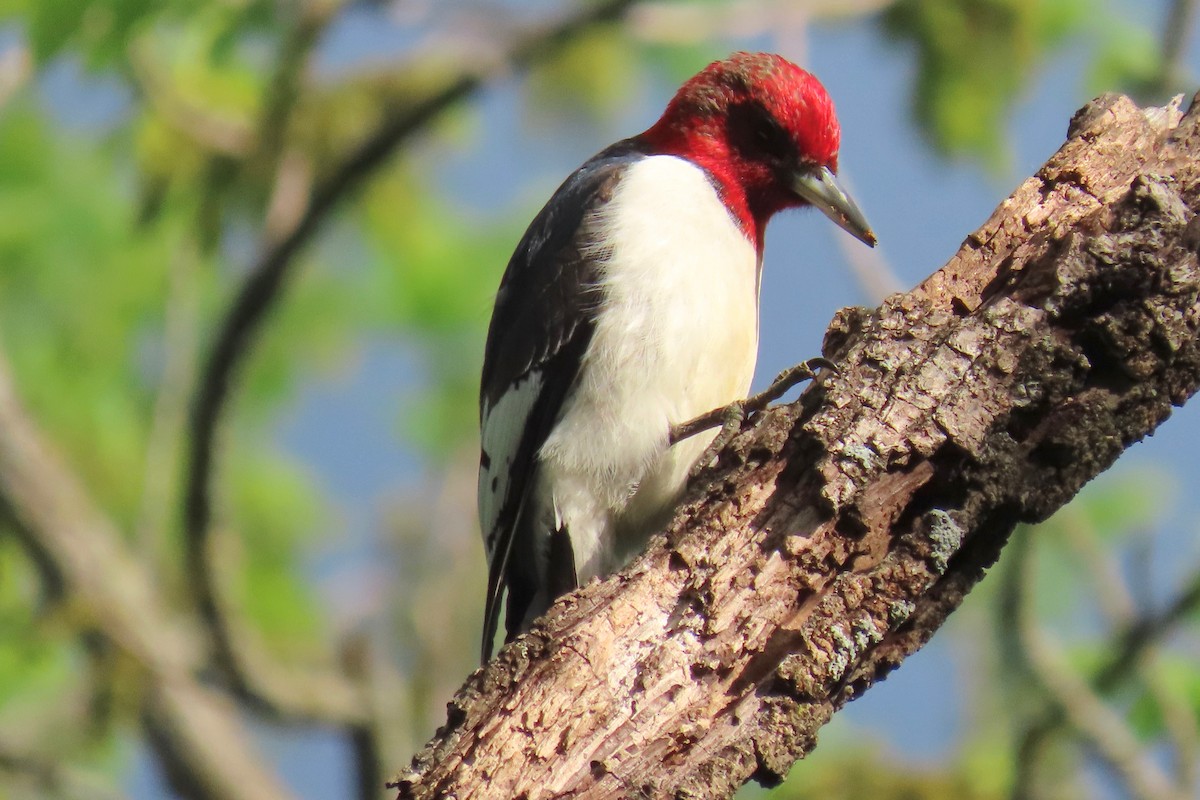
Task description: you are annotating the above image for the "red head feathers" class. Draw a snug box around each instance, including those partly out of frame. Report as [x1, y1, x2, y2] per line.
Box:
[641, 52, 871, 248]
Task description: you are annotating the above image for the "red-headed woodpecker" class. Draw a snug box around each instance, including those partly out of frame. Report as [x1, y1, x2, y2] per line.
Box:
[478, 52, 875, 662]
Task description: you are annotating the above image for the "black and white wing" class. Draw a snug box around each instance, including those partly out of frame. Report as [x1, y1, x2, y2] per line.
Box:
[478, 142, 644, 662]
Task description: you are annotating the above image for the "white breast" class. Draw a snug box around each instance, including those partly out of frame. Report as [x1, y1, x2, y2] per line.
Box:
[537, 155, 760, 581]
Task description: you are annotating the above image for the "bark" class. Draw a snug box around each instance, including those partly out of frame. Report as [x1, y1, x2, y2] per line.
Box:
[391, 92, 1200, 799]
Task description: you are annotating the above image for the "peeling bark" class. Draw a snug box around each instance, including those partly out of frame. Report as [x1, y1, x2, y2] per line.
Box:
[391, 92, 1200, 799]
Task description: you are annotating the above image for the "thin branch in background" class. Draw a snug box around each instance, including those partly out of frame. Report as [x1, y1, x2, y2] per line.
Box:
[1145, 666, 1200, 795]
[1098, 568, 1200, 689]
[0, 347, 295, 800]
[0, 350, 194, 665]
[628, 0, 895, 44]
[255, 0, 340, 247]
[835, 225, 903, 303]
[262, 149, 316, 244]
[0, 41, 29, 110]
[1012, 568, 1200, 799]
[141, 680, 295, 800]
[1055, 511, 1200, 787]
[1059, 510, 1136, 627]
[255, 2, 342, 174]
[194, 519, 371, 724]
[368, 447, 485, 768]
[1006, 531, 1195, 800]
[182, 0, 641, 720]
[1157, 0, 1198, 95]
[402, 447, 485, 734]
[1059, 512, 1200, 790]
[135, 237, 201, 557]
[0, 738, 129, 800]
[339, 634, 385, 800]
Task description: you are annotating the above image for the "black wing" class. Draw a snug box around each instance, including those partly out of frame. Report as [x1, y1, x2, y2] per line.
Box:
[478, 140, 646, 662]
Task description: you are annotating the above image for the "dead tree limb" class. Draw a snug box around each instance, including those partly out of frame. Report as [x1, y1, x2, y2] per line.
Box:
[391, 91, 1200, 799]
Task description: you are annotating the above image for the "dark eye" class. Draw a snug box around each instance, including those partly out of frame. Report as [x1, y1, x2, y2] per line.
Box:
[759, 114, 786, 143]
[726, 102, 793, 161]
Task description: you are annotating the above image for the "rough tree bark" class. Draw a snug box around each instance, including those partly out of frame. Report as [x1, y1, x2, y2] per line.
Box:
[391, 92, 1200, 799]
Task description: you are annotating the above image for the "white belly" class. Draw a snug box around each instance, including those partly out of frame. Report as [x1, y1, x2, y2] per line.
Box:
[537, 155, 760, 581]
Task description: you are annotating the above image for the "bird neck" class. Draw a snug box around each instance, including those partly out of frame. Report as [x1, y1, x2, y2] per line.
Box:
[638, 122, 790, 254]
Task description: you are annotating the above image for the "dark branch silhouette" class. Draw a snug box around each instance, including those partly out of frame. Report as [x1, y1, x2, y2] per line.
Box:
[181, 0, 642, 725]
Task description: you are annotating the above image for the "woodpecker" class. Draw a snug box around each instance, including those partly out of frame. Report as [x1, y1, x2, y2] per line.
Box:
[478, 52, 875, 662]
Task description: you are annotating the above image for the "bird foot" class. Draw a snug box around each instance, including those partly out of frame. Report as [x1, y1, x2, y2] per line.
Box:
[671, 356, 837, 476]
[687, 402, 747, 477]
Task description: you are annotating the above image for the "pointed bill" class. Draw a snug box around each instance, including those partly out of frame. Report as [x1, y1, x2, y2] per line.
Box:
[792, 166, 876, 247]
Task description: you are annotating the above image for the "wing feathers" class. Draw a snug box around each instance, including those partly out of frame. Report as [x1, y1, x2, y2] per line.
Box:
[477, 142, 645, 662]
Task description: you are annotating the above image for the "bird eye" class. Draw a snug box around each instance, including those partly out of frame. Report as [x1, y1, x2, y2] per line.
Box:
[758, 115, 792, 155]
[726, 101, 793, 162]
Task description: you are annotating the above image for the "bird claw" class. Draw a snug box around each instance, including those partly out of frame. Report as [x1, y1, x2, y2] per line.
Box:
[688, 402, 746, 478]
[675, 355, 838, 478]
[765, 357, 838, 397]
[746, 356, 838, 417]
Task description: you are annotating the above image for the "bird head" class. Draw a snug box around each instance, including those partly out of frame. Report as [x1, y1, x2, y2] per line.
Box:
[641, 52, 875, 250]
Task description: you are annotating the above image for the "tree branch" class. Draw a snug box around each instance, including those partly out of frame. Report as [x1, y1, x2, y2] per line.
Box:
[391, 91, 1200, 799]
[1006, 531, 1189, 800]
[0, 736, 129, 800]
[1156, 0, 1197, 96]
[135, 236, 200, 559]
[1012, 563, 1200, 799]
[182, 0, 642, 723]
[0, 346, 295, 800]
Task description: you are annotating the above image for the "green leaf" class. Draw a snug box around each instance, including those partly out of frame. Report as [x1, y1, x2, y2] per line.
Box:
[881, 0, 1089, 166]
[1075, 468, 1176, 541]
[525, 26, 638, 124]
[1125, 653, 1200, 739]
[1089, 18, 1159, 98]
[226, 451, 326, 654]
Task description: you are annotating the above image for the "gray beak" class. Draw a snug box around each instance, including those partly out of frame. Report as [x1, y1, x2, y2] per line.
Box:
[792, 166, 876, 247]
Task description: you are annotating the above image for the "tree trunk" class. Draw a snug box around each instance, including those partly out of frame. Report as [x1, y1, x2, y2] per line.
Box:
[391, 92, 1200, 799]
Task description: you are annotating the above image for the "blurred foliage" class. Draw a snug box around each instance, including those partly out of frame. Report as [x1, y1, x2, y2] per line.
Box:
[760, 752, 1009, 800]
[882, 0, 1166, 166]
[0, 0, 1194, 798]
[1091, 16, 1162, 99]
[525, 25, 637, 122]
